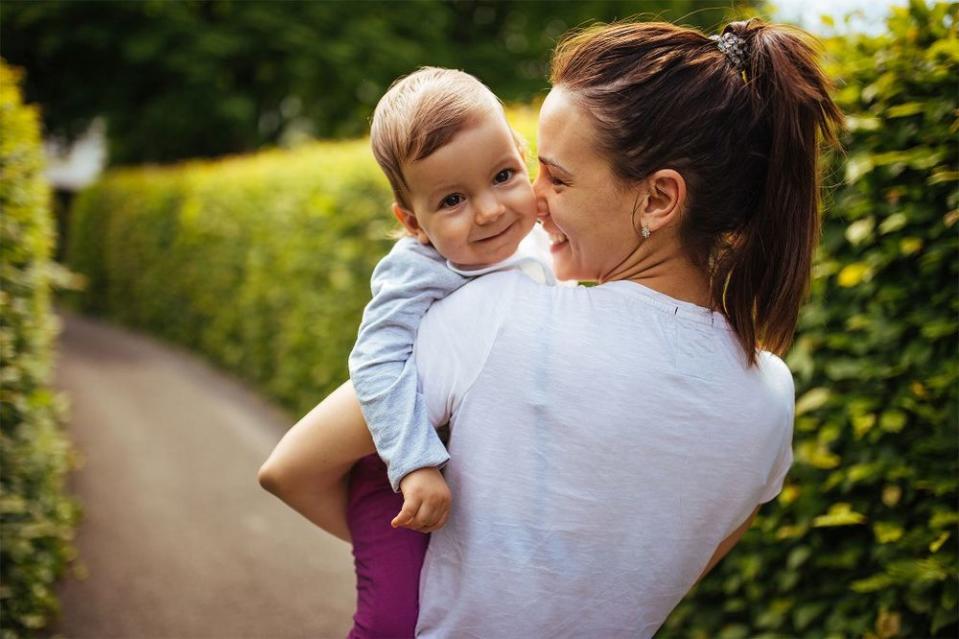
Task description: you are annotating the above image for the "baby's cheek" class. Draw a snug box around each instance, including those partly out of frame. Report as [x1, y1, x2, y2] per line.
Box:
[513, 185, 538, 216]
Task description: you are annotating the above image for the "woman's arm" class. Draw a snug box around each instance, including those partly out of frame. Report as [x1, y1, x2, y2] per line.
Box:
[258, 380, 375, 542]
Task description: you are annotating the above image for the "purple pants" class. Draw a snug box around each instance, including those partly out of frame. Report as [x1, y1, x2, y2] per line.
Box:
[346, 453, 429, 639]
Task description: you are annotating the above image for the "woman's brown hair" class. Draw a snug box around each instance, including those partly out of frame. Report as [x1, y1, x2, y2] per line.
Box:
[550, 19, 843, 365]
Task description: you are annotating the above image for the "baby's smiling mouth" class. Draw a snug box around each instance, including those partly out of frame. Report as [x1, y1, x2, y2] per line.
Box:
[473, 220, 515, 243]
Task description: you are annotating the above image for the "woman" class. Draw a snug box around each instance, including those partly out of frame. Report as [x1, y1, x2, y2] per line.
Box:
[260, 18, 841, 638]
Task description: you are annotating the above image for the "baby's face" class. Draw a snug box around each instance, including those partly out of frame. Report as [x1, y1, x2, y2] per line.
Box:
[398, 112, 537, 268]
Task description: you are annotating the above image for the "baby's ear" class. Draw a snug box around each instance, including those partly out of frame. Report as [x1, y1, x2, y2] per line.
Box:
[392, 203, 431, 245]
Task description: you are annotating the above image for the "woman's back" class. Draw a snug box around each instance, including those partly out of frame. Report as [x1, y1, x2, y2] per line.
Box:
[413, 271, 794, 638]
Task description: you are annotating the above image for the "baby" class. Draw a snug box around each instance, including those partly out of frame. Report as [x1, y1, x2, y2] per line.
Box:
[345, 67, 552, 637]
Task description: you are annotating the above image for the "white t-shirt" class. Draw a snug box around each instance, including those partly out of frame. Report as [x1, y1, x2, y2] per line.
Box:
[413, 271, 795, 638]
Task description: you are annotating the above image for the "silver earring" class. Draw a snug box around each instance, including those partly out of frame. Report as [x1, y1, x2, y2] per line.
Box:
[641, 225, 651, 239]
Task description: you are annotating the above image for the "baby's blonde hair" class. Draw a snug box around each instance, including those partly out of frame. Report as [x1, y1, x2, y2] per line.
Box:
[370, 67, 519, 211]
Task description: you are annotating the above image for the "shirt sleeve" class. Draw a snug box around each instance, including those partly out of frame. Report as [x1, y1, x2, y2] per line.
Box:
[348, 237, 468, 492]
[758, 443, 794, 504]
[758, 357, 796, 504]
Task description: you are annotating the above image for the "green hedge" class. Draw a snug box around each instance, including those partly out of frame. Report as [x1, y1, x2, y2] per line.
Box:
[662, 3, 958, 637]
[64, 104, 540, 416]
[0, 60, 81, 638]
[63, 3, 957, 635]
[66, 142, 395, 413]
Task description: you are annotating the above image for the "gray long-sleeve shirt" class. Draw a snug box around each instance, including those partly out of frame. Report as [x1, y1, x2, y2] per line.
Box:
[348, 238, 467, 491]
[348, 231, 555, 491]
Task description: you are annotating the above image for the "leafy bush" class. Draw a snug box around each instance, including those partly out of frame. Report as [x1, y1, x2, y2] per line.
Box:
[0, 59, 81, 638]
[661, 2, 958, 637]
[64, 107, 540, 417]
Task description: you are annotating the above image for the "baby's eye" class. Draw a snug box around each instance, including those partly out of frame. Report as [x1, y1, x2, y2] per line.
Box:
[440, 193, 464, 209]
[494, 168, 514, 184]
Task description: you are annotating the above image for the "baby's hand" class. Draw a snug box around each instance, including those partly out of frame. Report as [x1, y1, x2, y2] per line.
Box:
[392, 467, 451, 533]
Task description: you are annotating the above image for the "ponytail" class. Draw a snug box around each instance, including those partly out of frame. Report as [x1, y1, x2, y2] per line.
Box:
[550, 19, 843, 365]
[712, 20, 844, 362]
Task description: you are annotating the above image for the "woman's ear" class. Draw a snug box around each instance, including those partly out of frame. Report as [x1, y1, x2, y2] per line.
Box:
[638, 169, 686, 234]
[392, 203, 431, 245]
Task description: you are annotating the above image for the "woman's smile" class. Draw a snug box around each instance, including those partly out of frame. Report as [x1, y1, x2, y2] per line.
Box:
[547, 230, 568, 251]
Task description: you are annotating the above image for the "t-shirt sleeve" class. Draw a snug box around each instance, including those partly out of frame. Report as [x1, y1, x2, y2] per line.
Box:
[758, 356, 796, 504]
[758, 439, 794, 504]
[413, 270, 523, 429]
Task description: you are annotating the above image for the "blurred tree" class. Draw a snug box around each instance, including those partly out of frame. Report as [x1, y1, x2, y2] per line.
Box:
[1, 0, 758, 165]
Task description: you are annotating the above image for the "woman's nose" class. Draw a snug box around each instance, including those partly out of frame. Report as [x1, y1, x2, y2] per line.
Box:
[532, 170, 545, 197]
[536, 199, 549, 222]
[532, 178, 549, 220]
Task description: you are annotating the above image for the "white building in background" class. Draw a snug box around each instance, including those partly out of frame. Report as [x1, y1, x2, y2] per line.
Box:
[43, 117, 107, 191]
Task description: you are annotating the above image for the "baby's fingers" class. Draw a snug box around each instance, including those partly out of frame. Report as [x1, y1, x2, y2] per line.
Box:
[412, 490, 451, 531]
[408, 501, 441, 531]
[421, 509, 450, 534]
[391, 497, 421, 529]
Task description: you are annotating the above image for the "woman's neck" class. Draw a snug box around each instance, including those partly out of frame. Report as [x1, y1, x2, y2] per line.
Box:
[602, 226, 713, 309]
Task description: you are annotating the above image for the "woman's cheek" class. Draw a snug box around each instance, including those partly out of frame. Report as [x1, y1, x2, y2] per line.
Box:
[547, 194, 566, 225]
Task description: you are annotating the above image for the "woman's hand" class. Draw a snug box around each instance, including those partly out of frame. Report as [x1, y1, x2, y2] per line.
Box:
[392, 467, 452, 533]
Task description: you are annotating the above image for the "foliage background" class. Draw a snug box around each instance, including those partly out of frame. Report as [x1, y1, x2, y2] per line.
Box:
[0, 0, 753, 165]
[0, 60, 80, 638]
[4, 0, 958, 637]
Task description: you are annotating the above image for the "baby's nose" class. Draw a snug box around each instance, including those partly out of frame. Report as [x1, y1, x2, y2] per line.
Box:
[475, 196, 505, 223]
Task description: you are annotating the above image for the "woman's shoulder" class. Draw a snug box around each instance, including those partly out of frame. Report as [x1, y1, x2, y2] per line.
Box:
[438, 268, 557, 310]
[415, 271, 548, 414]
[420, 271, 531, 345]
[757, 351, 795, 388]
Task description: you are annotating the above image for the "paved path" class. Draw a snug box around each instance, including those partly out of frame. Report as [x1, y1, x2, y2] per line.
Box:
[49, 310, 356, 639]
